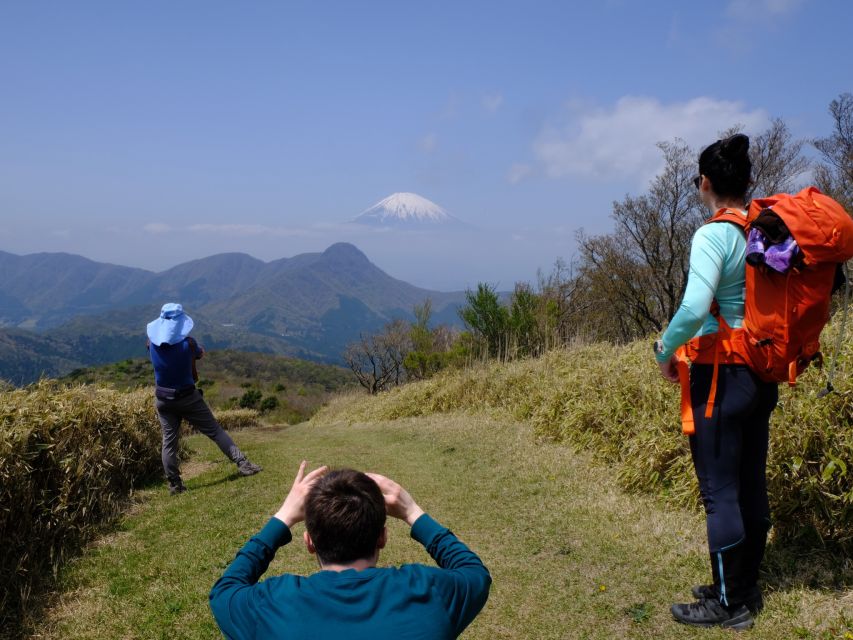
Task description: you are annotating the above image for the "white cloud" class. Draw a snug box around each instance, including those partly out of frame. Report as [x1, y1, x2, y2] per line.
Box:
[533, 96, 768, 184]
[482, 93, 504, 113]
[506, 163, 533, 185]
[143, 223, 172, 234]
[419, 133, 437, 153]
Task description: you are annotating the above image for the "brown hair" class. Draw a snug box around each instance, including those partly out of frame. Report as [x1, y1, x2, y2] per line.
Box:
[305, 469, 386, 564]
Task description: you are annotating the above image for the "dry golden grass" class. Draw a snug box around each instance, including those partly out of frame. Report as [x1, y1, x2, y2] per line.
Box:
[208, 408, 260, 432]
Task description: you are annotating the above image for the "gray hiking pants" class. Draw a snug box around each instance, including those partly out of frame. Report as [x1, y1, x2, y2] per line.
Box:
[154, 389, 245, 483]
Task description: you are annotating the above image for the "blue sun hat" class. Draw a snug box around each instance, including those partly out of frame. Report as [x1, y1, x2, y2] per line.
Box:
[147, 303, 194, 346]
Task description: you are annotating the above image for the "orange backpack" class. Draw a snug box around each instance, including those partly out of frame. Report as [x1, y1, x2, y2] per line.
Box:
[675, 187, 853, 435]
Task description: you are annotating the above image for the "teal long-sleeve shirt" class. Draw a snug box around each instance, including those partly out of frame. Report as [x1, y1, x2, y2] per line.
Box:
[209, 513, 491, 640]
[655, 217, 747, 362]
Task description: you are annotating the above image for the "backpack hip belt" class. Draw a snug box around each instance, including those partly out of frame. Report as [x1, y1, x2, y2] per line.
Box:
[675, 302, 750, 435]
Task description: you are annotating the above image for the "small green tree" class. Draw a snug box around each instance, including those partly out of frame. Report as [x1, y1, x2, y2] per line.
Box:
[404, 299, 450, 380]
[508, 283, 540, 358]
[458, 283, 509, 359]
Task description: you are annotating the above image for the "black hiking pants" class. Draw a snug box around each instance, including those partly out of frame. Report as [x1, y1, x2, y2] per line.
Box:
[688, 364, 778, 606]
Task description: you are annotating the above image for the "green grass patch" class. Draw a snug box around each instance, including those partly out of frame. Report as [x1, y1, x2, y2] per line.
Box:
[33, 415, 853, 639]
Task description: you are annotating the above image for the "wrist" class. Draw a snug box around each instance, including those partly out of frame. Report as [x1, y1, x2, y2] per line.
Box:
[274, 509, 300, 528]
[654, 339, 672, 363]
[404, 506, 425, 527]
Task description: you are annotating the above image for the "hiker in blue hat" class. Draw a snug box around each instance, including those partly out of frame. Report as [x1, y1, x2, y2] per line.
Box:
[147, 303, 262, 495]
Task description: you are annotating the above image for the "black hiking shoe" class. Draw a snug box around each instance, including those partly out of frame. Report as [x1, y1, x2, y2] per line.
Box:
[671, 598, 754, 630]
[692, 584, 764, 614]
[237, 459, 262, 477]
[169, 480, 187, 496]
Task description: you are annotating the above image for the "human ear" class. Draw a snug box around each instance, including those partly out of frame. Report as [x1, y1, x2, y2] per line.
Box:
[303, 531, 316, 555]
[377, 526, 387, 551]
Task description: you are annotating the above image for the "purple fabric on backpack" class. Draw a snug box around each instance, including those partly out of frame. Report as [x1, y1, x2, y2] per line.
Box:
[746, 228, 799, 273]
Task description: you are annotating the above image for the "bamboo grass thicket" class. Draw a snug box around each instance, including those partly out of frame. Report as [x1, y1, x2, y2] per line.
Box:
[0, 383, 162, 631]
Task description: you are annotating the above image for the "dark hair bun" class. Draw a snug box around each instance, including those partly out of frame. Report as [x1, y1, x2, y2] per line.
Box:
[698, 133, 752, 200]
[720, 133, 749, 159]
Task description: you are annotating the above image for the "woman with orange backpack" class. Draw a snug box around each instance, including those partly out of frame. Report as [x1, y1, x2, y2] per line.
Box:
[653, 134, 776, 630]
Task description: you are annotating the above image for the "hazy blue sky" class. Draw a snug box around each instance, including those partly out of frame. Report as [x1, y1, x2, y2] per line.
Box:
[1, 1, 851, 290]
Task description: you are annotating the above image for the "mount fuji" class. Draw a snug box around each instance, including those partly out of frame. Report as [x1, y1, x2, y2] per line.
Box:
[351, 192, 465, 228]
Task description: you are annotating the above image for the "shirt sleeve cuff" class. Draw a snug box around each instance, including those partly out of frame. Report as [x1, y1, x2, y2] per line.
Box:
[410, 513, 443, 545]
[655, 335, 675, 362]
[256, 517, 293, 550]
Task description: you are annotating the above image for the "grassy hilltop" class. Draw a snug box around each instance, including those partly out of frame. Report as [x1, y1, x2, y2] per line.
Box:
[4, 327, 852, 639]
[60, 349, 355, 424]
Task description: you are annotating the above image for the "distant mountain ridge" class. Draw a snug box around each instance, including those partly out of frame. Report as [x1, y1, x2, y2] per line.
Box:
[0, 243, 466, 383]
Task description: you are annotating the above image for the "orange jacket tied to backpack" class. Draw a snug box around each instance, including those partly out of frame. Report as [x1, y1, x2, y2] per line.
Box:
[675, 187, 853, 435]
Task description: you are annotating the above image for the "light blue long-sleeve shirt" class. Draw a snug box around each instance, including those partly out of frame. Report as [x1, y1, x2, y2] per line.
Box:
[656, 217, 747, 362]
[209, 513, 491, 640]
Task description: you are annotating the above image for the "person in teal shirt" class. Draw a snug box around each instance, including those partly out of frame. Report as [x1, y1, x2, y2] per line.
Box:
[210, 462, 491, 639]
[654, 134, 778, 631]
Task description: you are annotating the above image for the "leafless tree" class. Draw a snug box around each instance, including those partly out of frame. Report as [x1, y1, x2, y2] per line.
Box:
[575, 139, 703, 340]
[749, 118, 810, 198]
[813, 93, 853, 211]
[343, 319, 411, 394]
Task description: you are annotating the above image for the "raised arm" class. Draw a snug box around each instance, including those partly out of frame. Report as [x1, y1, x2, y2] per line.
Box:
[209, 462, 327, 640]
[367, 473, 491, 636]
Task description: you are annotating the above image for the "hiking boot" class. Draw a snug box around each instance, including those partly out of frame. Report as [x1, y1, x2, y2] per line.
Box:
[692, 584, 764, 614]
[169, 480, 187, 496]
[237, 459, 262, 477]
[671, 598, 754, 630]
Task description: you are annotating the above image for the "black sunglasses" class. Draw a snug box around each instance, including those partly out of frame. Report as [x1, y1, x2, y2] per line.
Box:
[693, 175, 702, 189]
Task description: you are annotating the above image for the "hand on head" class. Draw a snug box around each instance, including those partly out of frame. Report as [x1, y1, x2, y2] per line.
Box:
[366, 473, 425, 526]
[275, 461, 329, 528]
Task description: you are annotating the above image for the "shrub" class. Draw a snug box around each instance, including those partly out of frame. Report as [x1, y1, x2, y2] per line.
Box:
[0, 382, 162, 630]
[259, 396, 279, 413]
[238, 388, 262, 409]
[212, 408, 261, 431]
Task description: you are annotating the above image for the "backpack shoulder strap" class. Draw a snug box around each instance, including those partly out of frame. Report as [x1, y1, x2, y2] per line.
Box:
[705, 207, 748, 230]
[185, 336, 200, 382]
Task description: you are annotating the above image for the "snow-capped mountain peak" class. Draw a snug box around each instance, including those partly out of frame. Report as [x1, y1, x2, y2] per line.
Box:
[352, 193, 462, 226]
